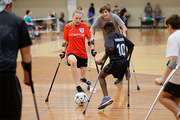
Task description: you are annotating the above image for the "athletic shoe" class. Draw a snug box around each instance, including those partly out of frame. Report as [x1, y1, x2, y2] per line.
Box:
[177, 112, 180, 120]
[80, 78, 92, 86]
[85, 80, 92, 86]
[98, 96, 113, 109]
[76, 86, 85, 93]
[114, 78, 123, 84]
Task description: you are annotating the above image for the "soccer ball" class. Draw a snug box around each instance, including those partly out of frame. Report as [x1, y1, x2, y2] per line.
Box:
[74, 92, 88, 106]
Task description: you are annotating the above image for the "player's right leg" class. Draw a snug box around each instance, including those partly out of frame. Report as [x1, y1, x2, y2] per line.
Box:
[159, 82, 180, 119]
[67, 54, 84, 93]
[98, 70, 113, 109]
[80, 67, 92, 86]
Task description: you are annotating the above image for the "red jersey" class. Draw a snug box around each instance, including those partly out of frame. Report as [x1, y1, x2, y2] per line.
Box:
[63, 22, 91, 59]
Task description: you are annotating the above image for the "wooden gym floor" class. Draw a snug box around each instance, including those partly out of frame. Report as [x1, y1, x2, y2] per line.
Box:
[16, 28, 176, 120]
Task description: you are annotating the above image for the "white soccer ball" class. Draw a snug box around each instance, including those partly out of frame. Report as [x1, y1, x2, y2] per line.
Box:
[74, 92, 88, 106]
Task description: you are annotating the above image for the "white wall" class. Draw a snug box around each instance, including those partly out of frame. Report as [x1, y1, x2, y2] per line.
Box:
[12, 0, 180, 27]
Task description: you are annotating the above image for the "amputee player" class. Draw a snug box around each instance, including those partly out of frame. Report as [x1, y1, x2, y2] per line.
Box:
[155, 14, 180, 120]
[96, 22, 134, 109]
[60, 10, 96, 93]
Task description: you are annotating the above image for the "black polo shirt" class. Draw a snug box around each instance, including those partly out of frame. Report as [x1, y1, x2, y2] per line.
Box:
[0, 11, 32, 72]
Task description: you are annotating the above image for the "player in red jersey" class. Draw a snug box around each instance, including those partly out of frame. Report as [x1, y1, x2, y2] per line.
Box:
[60, 10, 96, 93]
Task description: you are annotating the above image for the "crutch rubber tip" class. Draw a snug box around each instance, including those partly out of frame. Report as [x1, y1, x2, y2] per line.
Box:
[45, 98, 49, 102]
[137, 86, 140, 90]
[87, 86, 90, 90]
[83, 111, 86, 114]
[127, 104, 130, 108]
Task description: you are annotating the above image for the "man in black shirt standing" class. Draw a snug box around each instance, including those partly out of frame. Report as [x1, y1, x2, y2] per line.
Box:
[96, 22, 134, 110]
[119, 4, 128, 26]
[0, 0, 32, 119]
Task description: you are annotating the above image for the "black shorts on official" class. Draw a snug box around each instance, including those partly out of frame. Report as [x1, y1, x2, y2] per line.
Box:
[163, 82, 180, 98]
[67, 53, 87, 68]
[103, 59, 127, 78]
[0, 72, 22, 120]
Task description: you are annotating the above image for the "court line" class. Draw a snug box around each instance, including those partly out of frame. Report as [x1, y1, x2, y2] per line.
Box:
[30, 80, 97, 120]
[29, 75, 161, 120]
[30, 92, 78, 120]
[27, 106, 168, 110]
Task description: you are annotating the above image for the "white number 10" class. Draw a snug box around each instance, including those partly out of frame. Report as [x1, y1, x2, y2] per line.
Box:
[117, 43, 125, 56]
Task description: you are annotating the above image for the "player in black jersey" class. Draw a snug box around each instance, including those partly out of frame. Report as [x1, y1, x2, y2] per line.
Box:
[96, 22, 134, 109]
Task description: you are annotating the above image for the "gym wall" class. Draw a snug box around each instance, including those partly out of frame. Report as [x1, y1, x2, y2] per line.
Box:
[12, 0, 180, 27]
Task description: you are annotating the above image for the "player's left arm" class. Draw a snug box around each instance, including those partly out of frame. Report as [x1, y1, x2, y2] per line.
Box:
[96, 48, 114, 65]
[20, 46, 32, 86]
[121, 25, 127, 37]
[115, 14, 127, 37]
[155, 56, 177, 85]
[86, 24, 96, 57]
[87, 37, 94, 49]
[124, 36, 134, 57]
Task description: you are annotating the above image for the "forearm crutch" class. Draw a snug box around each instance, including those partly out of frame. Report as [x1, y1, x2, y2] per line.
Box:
[87, 48, 92, 90]
[22, 62, 40, 120]
[94, 56, 99, 73]
[126, 54, 132, 108]
[83, 56, 108, 114]
[145, 64, 179, 120]
[130, 59, 140, 90]
[30, 78, 40, 120]
[45, 58, 62, 102]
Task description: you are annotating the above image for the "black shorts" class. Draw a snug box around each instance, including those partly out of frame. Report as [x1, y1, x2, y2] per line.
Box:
[164, 82, 180, 98]
[67, 53, 87, 68]
[103, 59, 127, 78]
[0, 72, 22, 120]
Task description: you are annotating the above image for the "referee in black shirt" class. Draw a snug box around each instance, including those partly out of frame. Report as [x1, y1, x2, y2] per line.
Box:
[0, 0, 32, 119]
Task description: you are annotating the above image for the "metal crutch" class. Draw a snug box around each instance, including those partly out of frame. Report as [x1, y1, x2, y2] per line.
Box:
[45, 57, 62, 102]
[87, 48, 92, 90]
[83, 56, 108, 114]
[126, 54, 132, 108]
[145, 65, 179, 120]
[130, 59, 140, 90]
[22, 62, 40, 120]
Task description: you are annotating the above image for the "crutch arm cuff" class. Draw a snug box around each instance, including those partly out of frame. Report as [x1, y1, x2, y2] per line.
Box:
[59, 51, 66, 59]
[22, 61, 32, 74]
[88, 39, 95, 46]
[167, 60, 178, 69]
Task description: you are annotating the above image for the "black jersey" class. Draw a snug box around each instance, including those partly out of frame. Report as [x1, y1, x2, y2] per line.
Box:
[105, 33, 134, 60]
[0, 11, 32, 72]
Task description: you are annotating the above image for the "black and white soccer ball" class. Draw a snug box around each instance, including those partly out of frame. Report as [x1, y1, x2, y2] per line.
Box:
[74, 92, 88, 106]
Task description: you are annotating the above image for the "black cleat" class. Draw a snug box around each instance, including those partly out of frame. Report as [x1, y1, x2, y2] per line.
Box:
[76, 86, 85, 93]
[80, 78, 92, 86]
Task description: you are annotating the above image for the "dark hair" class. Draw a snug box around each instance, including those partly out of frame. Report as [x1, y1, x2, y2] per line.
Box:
[91, 3, 94, 6]
[99, 6, 111, 13]
[103, 22, 115, 33]
[166, 14, 180, 29]
[26, 10, 31, 15]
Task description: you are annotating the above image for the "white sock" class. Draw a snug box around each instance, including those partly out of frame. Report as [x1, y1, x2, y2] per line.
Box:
[104, 96, 109, 98]
[35, 31, 39, 35]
